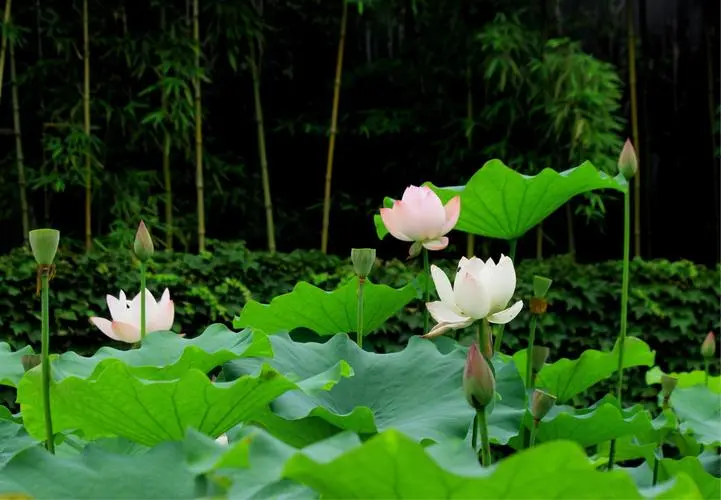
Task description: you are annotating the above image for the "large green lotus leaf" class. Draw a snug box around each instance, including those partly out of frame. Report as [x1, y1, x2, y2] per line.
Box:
[18, 358, 351, 446]
[374, 160, 627, 240]
[0, 412, 38, 469]
[49, 324, 271, 381]
[224, 335, 525, 446]
[646, 366, 721, 393]
[233, 278, 416, 336]
[513, 337, 655, 403]
[668, 386, 721, 447]
[0, 441, 197, 498]
[510, 396, 655, 449]
[283, 430, 699, 499]
[0, 343, 34, 388]
[655, 456, 721, 500]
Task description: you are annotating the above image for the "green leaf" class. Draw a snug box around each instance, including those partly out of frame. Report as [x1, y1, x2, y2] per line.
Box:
[646, 367, 721, 393]
[514, 337, 655, 403]
[47, 324, 272, 381]
[668, 386, 721, 446]
[511, 396, 654, 449]
[0, 414, 39, 469]
[283, 431, 699, 499]
[374, 160, 627, 240]
[0, 343, 35, 388]
[233, 277, 416, 336]
[225, 335, 529, 447]
[656, 456, 721, 500]
[18, 359, 351, 446]
[0, 442, 198, 498]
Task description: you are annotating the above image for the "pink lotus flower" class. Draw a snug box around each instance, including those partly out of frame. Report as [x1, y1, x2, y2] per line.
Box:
[90, 289, 175, 343]
[380, 186, 460, 255]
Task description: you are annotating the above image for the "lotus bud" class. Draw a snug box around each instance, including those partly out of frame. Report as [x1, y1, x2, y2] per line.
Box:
[28, 229, 60, 266]
[701, 332, 716, 359]
[532, 275, 553, 299]
[133, 221, 154, 262]
[531, 346, 550, 374]
[351, 248, 376, 280]
[618, 139, 638, 180]
[531, 389, 556, 421]
[463, 342, 496, 410]
[660, 375, 678, 399]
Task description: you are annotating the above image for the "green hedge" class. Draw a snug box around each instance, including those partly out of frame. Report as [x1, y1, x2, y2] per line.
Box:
[1, 240, 718, 402]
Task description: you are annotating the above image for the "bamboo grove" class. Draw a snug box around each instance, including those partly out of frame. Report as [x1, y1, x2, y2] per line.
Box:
[0, 0, 717, 263]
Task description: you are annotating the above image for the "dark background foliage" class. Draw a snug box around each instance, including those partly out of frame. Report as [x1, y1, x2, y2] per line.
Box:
[0, 0, 717, 263]
[1, 241, 718, 408]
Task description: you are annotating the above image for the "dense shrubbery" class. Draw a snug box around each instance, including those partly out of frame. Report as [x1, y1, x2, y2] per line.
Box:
[1, 240, 718, 403]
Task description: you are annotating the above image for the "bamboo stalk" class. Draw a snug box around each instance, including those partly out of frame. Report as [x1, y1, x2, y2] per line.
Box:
[0, 0, 13, 106]
[465, 55, 475, 258]
[249, 34, 276, 253]
[193, 0, 205, 252]
[160, 7, 173, 251]
[82, 0, 92, 251]
[536, 223, 543, 260]
[36, 0, 49, 224]
[627, 0, 641, 258]
[10, 41, 28, 242]
[320, 0, 348, 254]
[565, 202, 575, 260]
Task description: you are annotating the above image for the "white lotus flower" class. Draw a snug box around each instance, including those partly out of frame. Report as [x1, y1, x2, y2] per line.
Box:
[423, 255, 523, 338]
[215, 434, 229, 446]
[90, 288, 175, 344]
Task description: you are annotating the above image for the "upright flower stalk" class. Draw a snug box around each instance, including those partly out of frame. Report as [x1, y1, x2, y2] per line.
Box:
[351, 249, 375, 349]
[463, 343, 495, 466]
[608, 138, 637, 470]
[29, 228, 60, 454]
[134, 221, 154, 342]
[422, 248, 430, 332]
[521, 276, 552, 448]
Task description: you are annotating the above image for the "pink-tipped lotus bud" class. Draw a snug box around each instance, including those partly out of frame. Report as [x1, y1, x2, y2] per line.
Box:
[531, 389, 556, 421]
[618, 139, 638, 180]
[133, 221, 154, 262]
[531, 346, 550, 374]
[701, 332, 716, 359]
[463, 342, 496, 410]
[660, 375, 678, 399]
[28, 229, 60, 265]
[351, 248, 376, 279]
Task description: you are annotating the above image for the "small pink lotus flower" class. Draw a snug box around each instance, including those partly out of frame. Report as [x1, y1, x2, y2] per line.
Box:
[90, 289, 175, 343]
[702, 331, 716, 359]
[618, 139, 638, 180]
[380, 185, 460, 255]
[463, 342, 495, 410]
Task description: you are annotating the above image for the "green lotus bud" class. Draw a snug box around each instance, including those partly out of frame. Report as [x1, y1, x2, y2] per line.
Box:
[28, 229, 60, 265]
[351, 248, 376, 279]
[532, 275, 553, 299]
[531, 389, 556, 421]
[463, 342, 496, 410]
[618, 139, 638, 180]
[660, 375, 678, 398]
[133, 221, 154, 262]
[531, 346, 550, 374]
[701, 332, 716, 359]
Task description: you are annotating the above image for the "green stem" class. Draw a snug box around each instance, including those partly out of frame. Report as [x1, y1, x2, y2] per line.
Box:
[529, 420, 538, 448]
[492, 239, 518, 352]
[521, 314, 538, 448]
[357, 278, 365, 349]
[140, 262, 147, 341]
[422, 247, 430, 334]
[477, 407, 491, 466]
[471, 411, 478, 452]
[608, 189, 632, 471]
[40, 271, 55, 453]
[704, 359, 710, 387]
[652, 452, 660, 486]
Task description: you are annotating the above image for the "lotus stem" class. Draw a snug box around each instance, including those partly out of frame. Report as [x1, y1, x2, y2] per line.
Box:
[423, 247, 430, 334]
[704, 359, 710, 387]
[529, 418, 539, 448]
[140, 262, 147, 341]
[652, 454, 660, 486]
[356, 277, 365, 349]
[608, 184, 632, 471]
[477, 407, 491, 466]
[521, 315, 538, 448]
[40, 269, 54, 453]
[471, 411, 478, 452]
